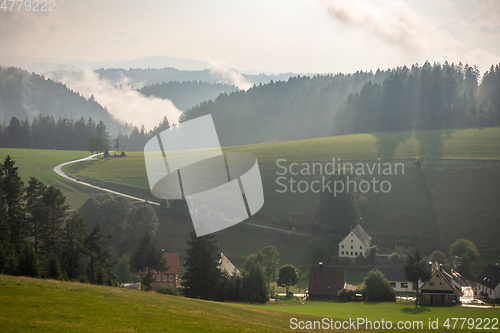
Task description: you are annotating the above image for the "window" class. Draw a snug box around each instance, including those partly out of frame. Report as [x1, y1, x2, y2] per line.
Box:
[355, 252, 358, 256]
[436, 274, 439, 278]
[401, 282, 408, 288]
[360, 246, 362, 250]
[350, 252, 353, 255]
[342, 245, 344, 249]
[439, 282, 444, 286]
[429, 282, 435, 286]
[351, 233, 353, 236]
[163, 275, 167, 281]
[157, 275, 160, 281]
[169, 275, 173, 281]
[351, 240, 353, 243]
[341, 251, 344, 255]
[390, 282, 396, 288]
[351, 246, 353, 249]
[169, 283, 173, 287]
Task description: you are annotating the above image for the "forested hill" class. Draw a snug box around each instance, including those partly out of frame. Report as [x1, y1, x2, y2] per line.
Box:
[0, 67, 128, 135]
[181, 69, 394, 146]
[181, 62, 500, 147]
[138, 81, 239, 111]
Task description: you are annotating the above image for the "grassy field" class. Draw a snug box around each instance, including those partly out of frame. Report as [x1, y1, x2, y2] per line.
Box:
[241, 298, 500, 332]
[0, 275, 500, 332]
[0, 148, 104, 210]
[0, 275, 316, 332]
[2, 128, 499, 281]
[61, 128, 500, 255]
[2, 275, 498, 332]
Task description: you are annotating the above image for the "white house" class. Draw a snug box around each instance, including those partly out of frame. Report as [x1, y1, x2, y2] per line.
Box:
[476, 263, 500, 299]
[377, 266, 415, 292]
[338, 224, 371, 259]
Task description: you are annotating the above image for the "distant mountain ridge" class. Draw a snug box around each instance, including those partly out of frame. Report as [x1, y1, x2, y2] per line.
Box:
[95, 68, 296, 88]
[138, 81, 239, 111]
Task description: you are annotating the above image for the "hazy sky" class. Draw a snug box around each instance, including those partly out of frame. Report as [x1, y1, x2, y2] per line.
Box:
[1, 0, 499, 74]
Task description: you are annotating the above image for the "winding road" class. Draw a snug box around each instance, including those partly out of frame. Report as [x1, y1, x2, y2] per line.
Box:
[53, 154, 312, 237]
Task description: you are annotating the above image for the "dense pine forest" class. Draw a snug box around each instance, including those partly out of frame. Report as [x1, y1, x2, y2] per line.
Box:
[182, 62, 500, 146]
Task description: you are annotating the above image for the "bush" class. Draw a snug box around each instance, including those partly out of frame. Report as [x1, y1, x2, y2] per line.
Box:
[362, 269, 396, 302]
[157, 284, 179, 296]
[339, 289, 356, 302]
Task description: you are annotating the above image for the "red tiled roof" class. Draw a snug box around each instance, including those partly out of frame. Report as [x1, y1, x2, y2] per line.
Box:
[140, 253, 179, 275]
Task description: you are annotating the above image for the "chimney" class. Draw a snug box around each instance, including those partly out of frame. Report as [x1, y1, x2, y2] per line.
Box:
[439, 264, 443, 272]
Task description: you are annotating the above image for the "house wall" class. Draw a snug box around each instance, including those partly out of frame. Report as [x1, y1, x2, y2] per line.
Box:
[477, 283, 500, 299]
[422, 272, 455, 292]
[339, 232, 369, 258]
[152, 273, 178, 290]
[389, 281, 415, 292]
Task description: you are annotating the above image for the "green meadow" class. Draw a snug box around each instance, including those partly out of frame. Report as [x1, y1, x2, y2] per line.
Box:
[61, 128, 500, 259]
[1, 127, 499, 276]
[0, 275, 312, 332]
[1, 275, 498, 332]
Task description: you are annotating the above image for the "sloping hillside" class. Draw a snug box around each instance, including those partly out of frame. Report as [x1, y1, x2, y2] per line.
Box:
[0, 67, 128, 134]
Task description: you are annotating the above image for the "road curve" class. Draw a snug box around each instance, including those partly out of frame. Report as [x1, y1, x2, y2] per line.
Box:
[53, 154, 158, 205]
[53, 155, 312, 237]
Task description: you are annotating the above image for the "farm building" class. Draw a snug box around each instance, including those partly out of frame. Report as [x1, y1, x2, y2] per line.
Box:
[476, 263, 500, 299]
[338, 224, 371, 259]
[308, 263, 345, 298]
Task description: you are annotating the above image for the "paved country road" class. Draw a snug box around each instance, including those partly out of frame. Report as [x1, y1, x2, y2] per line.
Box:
[53, 153, 155, 205]
[53, 154, 312, 237]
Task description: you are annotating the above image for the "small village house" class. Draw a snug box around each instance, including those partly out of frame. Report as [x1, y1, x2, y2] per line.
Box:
[419, 263, 461, 305]
[377, 266, 415, 293]
[476, 263, 500, 299]
[218, 253, 241, 277]
[140, 252, 179, 291]
[338, 224, 371, 259]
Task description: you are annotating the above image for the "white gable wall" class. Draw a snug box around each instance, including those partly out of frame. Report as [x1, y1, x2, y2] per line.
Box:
[477, 282, 500, 299]
[339, 231, 370, 258]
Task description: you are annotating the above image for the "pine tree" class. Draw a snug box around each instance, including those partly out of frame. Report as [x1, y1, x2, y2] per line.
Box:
[181, 231, 221, 300]
[1, 156, 25, 253]
[404, 246, 432, 307]
[24, 177, 47, 254]
[130, 230, 167, 291]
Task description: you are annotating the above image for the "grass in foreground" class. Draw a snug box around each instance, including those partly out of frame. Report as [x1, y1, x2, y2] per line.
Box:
[240, 298, 500, 332]
[0, 275, 313, 332]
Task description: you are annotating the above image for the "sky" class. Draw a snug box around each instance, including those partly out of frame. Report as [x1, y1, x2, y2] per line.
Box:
[1, 0, 499, 74]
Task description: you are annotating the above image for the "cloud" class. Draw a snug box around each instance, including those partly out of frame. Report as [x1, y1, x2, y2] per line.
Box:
[315, 0, 500, 72]
[316, 0, 424, 55]
[50, 69, 182, 130]
[207, 58, 253, 91]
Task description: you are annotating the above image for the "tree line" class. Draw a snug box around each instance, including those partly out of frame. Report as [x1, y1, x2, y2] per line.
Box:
[0, 156, 114, 283]
[334, 62, 500, 135]
[181, 61, 500, 146]
[0, 114, 171, 153]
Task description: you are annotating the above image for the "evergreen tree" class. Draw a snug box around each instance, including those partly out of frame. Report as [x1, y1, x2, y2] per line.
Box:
[24, 177, 47, 254]
[130, 230, 167, 291]
[84, 224, 112, 284]
[16, 241, 39, 277]
[181, 231, 222, 300]
[242, 263, 268, 303]
[61, 213, 87, 280]
[1, 156, 25, 253]
[404, 246, 432, 307]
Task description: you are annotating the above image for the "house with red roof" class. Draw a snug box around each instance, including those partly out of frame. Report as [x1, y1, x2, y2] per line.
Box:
[140, 252, 179, 291]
